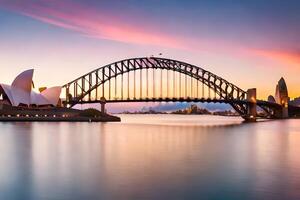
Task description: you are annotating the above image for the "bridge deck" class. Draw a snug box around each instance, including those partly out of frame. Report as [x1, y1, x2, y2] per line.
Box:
[65, 97, 247, 104]
[65, 97, 278, 106]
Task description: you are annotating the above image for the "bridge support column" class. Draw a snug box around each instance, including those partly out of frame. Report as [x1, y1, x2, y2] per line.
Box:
[245, 88, 257, 122]
[273, 105, 289, 119]
[282, 103, 289, 118]
[274, 99, 289, 119]
[100, 97, 106, 115]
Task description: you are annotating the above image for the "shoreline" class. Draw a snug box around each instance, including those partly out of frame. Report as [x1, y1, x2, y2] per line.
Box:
[0, 115, 121, 122]
[114, 113, 240, 117]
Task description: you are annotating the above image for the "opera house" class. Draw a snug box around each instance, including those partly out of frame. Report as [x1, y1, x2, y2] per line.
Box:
[0, 69, 61, 107]
[0, 69, 120, 122]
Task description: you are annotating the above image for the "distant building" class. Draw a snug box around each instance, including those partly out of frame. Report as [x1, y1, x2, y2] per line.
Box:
[267, 95, 276, 103]
[267, 77, 289, 118]
[172, 104, 210, 115]
[275, 77, 289, 105]
[289, 97, 300, 107]
[268, 77, 289, 106]
[0, 69, 61, 107]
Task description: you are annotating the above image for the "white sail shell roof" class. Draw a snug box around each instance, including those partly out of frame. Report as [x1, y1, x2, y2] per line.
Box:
[41, 87, 62, 106]
[12, 69, 33, 93]
[11, 86, 31, 106]
[0, 69, 61, 106]
[0, 84, 14, 105]
[31, 91, 50, 105]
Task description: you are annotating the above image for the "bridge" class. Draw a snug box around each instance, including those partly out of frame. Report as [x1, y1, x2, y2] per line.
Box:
[61, 57, 297, 121]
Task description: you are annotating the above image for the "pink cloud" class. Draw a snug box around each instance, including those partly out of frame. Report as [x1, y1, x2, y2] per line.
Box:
[0, 0, 185, 49]
[1, 0, 299, 72]
[0, 1, 274, 57]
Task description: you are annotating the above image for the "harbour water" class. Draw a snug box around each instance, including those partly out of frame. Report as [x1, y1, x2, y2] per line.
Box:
[0, 114, 300, 200]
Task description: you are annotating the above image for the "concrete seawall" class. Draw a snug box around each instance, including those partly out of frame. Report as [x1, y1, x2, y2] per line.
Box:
[0, 104, 120, 122]
[0, 115, 120, 122]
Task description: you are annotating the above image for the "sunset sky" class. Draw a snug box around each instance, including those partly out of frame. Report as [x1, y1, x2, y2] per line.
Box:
[0, 0, 300, 111]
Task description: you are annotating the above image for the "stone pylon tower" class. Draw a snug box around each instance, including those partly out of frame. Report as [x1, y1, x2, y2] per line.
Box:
[246, 88, 257, 121]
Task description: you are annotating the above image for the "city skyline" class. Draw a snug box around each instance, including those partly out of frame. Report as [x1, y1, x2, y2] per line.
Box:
[0, 0, 300, 102]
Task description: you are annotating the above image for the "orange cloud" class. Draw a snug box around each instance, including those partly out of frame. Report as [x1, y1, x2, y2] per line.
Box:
[253, 49, 300, 69]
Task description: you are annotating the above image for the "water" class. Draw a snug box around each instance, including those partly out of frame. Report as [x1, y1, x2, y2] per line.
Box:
[0, 114, 300, 200]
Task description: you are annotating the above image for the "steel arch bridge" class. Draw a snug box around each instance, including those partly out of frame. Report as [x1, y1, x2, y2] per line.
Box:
[62, 57, 282, 120]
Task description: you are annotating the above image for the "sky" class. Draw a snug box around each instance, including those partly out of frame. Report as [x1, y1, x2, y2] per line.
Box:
[0, 0, 300, 111]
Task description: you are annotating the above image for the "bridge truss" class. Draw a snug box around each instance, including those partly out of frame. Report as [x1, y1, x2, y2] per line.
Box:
[62, 57, 280, 119]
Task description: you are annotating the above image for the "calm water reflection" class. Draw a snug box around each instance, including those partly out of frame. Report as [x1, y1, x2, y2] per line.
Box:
[0, 114, 300, 200]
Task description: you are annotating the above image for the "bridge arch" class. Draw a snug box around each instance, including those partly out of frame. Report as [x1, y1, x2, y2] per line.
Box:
[61, 57, 259, 118]
[63, 57, 246, 104]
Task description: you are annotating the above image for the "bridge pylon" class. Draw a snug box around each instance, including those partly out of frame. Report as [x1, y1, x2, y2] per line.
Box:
[100, 97, 106, 115]
[273, 103, 289, 119]
[245, 88, 257, 122]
